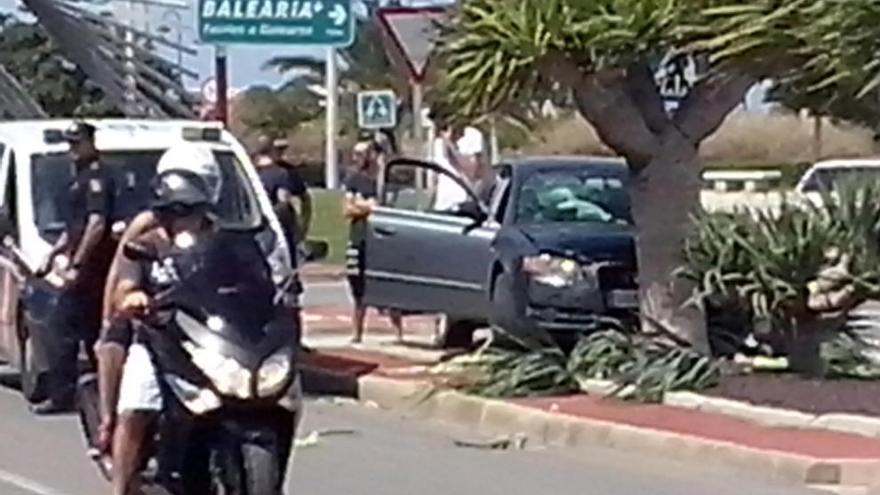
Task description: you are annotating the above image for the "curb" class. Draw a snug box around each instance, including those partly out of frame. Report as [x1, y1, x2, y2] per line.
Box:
[578, 378, 880, 441]
[356, 375, 880, 494]
[298, 359, 880, 495]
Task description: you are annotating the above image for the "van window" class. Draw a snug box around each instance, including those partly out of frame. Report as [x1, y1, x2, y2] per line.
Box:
[30, 149, 261, 240]
[800, 167, 880, 192]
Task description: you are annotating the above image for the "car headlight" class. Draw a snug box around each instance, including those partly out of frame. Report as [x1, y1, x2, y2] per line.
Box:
[522, 254, 583, 288]
[257, 350, 293, 398]
[183, 341, 252, 399]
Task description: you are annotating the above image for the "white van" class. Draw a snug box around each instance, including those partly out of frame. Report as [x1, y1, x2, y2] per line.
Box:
[0, 119, 294, 402]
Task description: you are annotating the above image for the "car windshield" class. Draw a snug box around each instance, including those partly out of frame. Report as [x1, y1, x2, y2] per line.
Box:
[515, 168, 631, 225]
[800, 166, 880, 192]
[31, 149, 261, 240]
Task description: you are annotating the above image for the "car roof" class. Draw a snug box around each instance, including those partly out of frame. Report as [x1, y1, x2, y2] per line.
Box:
[0, 119, 228, 153]
[809, 159, 880, 170]
[503, 155, 627, 175]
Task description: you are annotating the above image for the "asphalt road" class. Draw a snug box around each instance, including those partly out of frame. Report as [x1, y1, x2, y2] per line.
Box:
[0, 382, 826, 495]
[301, 280, 350, 307]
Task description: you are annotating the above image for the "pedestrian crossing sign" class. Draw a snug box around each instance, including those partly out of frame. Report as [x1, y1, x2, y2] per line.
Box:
[357, 90, 397, 130]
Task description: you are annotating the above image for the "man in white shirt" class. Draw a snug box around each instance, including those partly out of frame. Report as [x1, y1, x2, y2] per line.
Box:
[431, 121, 469, 212]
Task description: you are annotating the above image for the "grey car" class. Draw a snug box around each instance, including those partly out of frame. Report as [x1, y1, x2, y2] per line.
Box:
[361, 156, 639, 346]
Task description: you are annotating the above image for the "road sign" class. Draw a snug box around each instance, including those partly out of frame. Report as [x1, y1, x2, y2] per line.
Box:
[197, 0, 354, 46]
[200, 77, 241, 103]
[357, 90, 397, 129]
[378, 7, 447, 81]
[654, 53, 701, 102]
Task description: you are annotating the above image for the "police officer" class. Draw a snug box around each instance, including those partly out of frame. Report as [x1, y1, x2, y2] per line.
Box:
[33, 121, 115, 415]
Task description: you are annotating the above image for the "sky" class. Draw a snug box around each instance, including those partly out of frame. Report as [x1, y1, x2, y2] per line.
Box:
[0, 0, 769, 109]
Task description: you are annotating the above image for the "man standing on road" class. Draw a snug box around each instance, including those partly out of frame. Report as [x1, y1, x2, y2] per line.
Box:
[343, 141, 403, 343]
[33, 121, 114, 414]
[254, 134, 313, 260]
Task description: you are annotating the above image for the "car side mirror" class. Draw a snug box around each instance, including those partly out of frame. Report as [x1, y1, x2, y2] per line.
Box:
[302, 239, 328, 263]
[123, 240, 158, 262]
[457, 200, 488, 223]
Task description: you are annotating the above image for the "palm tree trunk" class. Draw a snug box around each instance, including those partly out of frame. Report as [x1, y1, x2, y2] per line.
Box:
[629, 134, 708, 352]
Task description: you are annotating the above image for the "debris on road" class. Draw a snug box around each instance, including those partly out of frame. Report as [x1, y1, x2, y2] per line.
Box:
[294, 429, 360, 449]
[453, 433, 528, 451]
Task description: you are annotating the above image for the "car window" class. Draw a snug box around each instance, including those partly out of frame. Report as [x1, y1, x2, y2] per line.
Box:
[515, 168, 631, 225]
[30, 149, 261, 241]
[383, 162, 474, 215]
[800, 167, 880, 192]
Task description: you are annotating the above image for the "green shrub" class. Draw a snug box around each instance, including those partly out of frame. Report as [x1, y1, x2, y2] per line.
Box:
[680, 182, 880, 373]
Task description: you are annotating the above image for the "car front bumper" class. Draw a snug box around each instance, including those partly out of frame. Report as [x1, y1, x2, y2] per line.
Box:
[525, 268, 638, 332]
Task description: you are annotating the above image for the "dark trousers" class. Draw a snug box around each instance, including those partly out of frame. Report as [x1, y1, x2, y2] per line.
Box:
[46, 287, 101, 402]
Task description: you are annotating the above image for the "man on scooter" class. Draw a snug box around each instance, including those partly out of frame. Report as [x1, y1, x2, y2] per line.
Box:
[98, 142, 302, 495]
[104, 143, 222, 495]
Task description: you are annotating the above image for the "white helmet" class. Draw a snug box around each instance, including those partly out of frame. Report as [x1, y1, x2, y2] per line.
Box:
[156, 142, 222, 203]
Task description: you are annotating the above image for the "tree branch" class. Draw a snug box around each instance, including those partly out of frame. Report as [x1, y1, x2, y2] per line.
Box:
[673, 72, 756, 144]
[624, 62, 671, 136]
[543, 52, 659, 167]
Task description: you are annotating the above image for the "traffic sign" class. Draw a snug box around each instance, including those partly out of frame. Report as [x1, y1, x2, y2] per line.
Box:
[197, 0, 354, 46]
[357, 90, 397, 129]
[378, 7, 447, 81]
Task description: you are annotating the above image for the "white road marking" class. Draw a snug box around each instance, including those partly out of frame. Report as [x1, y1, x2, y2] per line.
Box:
[303, 314, 324, 323]
[334, 316, 350, 323]
[0, 468, 70, 495]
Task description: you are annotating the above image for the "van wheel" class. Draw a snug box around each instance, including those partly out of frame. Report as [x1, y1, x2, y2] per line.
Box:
[18, 320, 48, 404]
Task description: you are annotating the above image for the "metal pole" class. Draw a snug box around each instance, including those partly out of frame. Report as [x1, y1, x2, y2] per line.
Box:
[490, 117, 499, 164]
[411, 80, 424, 188]
[215, 45, 228, 126]
[325, 47, 339, 190]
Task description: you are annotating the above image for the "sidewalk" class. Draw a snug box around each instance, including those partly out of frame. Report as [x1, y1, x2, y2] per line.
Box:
[300, 263, 345, 281]
[299, 345, 880, 495]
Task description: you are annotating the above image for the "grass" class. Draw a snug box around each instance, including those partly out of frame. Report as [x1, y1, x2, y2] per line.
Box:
[308, 188, 347, 265]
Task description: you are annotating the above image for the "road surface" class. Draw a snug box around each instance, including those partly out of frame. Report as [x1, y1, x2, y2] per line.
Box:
[0, 383, 825, 495]
[301, 280, 350, 307]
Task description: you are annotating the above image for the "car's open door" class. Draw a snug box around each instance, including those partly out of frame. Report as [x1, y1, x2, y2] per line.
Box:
[361, 158, 497, 319]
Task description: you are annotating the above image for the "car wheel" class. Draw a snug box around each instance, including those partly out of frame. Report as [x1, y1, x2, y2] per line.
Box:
[18, 319, 48, 404]
[435, 316, 476, 349]
[490, 272, 546, 347]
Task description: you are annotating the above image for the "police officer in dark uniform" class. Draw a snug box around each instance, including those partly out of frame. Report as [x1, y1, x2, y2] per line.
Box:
[32, 121, 115, 415]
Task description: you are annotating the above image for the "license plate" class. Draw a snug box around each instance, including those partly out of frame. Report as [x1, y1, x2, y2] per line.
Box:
[607, 289, 639, 309]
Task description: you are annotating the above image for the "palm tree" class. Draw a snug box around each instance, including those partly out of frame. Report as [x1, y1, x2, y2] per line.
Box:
[435, 0, 880, 349]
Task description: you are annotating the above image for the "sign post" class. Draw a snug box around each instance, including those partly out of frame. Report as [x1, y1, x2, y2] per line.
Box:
[325, 47, 339, 189]
[377, 7, 447, 189]
[196, 0, 355, 187]
[357, 89, 397, 129]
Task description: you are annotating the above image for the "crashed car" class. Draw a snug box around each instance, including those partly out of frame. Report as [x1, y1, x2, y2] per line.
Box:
[361, 156, 638, 346]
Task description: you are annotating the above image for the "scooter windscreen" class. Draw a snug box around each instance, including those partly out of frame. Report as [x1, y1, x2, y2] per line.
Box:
[140, 229, 297, 404]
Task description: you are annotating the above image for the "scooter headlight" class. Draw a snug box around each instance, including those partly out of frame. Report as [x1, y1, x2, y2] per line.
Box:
[257, 350, 292, 398]
[183, 341, 252, 399]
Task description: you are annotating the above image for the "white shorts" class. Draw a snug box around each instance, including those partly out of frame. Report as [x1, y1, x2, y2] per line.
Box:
[116, 343, 163, 413]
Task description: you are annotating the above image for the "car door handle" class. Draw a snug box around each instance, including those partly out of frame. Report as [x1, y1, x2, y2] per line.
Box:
[374, 226, 397, 236]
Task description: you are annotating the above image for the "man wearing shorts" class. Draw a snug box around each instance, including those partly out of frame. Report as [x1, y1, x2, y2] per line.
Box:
[343, 141, 403, 343]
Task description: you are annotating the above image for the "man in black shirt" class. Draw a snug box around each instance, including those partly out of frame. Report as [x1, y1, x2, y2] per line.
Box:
[34, 121, 114, 414]
[254, 135, 312, 260]
[343, 141, 403, 343]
